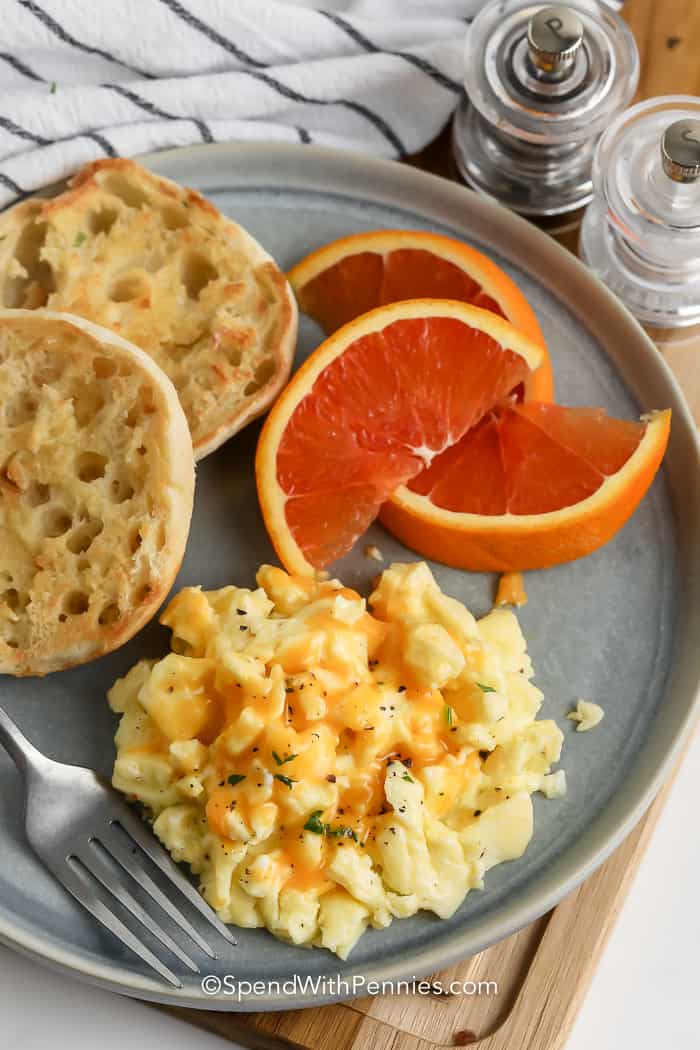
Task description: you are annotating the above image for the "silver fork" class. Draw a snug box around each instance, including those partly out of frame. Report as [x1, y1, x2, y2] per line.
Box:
[0, 705, 236, 987]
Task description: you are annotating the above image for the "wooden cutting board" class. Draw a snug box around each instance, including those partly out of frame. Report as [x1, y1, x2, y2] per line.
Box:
[159, 3, 700, 1045]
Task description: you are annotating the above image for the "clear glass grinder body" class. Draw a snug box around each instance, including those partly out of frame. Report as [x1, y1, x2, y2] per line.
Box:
[452, 0, 639, 244]
[580, 97, 700, 349]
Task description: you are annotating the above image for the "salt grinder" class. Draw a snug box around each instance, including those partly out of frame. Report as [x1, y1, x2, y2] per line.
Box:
[452, 0, 639, 227]
[580, 97, 700, 346]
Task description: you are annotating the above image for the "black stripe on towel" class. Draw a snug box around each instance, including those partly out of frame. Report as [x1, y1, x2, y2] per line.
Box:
[0, 131, 118, 204]
[0, 171, 25, 196]
[18, 0, 156, 79]
[110, 72, 403, 154]
[157, 0, 268, 69]
[321, 11, 462, 95]
[0, 115, 51, 146]
[246, 69, 405, 155]
[106, 84, 215, 144]
[193, 118, 214, 143]
[107, 83, 180, 121]
[85, 130, 118, 157]
[0, 51, 44, 82]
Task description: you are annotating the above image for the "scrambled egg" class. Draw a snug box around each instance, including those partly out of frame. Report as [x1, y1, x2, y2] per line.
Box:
[568, 699, 605, 732]
[108, 562, 564, 959]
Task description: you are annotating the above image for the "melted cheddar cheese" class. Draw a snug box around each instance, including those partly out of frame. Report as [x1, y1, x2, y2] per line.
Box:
[108, 561, 564, 959]
[495, 572, 528, 608]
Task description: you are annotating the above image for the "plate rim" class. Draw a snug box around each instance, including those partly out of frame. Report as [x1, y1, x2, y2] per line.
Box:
[1, 139, 699, 1011]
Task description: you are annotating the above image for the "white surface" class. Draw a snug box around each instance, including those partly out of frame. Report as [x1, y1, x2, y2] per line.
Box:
[1, 726, 698, 1050]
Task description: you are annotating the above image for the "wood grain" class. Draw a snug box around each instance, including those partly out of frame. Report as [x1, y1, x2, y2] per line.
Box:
[161, 3, 700, 1047]
[658, 342, 700, 426]
[625, 0, 700, 102]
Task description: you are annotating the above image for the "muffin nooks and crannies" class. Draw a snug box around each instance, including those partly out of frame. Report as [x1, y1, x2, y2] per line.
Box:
[0, 159, 297, 459]
[0, 310, 195, 675]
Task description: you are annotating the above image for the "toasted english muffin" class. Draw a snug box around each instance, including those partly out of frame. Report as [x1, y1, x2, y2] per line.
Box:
[0, 309, 195, 676]
[0, 158, 297, 459]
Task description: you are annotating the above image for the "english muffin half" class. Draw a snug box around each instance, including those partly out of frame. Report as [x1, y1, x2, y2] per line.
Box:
[0, 309, 195, 676]
[0, 158, 297, 459]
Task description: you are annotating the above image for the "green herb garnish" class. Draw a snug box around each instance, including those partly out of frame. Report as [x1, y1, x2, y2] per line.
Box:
[73, 231, 86, 247]
[303, 810, 325, 835]
[477, 683, 496, 693]
[274, 773, 297, 789]
[402, 772, 414, 783]
[326, 825, 359, 842]
[302, 810, 359, 842]
[272, 750, 298, 767]
[227, 774, 246, 786]
[444, 704, 453, 726]
[50, 82, 57, 94]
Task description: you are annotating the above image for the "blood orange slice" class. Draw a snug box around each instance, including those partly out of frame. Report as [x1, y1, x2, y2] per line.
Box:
[288, 229, 553, 401]
[380, 402, 671, 571]
[256, 299, 544, 574]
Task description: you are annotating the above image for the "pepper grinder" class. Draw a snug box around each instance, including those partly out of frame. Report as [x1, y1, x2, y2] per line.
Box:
[452, 0, 639, 246]
[580, 97, 700, 348]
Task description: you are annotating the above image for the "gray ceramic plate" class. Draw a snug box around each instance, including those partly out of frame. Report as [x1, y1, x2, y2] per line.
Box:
[1, 143, 699, 1011]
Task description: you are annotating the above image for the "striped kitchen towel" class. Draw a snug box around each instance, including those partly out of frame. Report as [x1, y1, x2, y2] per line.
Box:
[0, 0, 482, 207]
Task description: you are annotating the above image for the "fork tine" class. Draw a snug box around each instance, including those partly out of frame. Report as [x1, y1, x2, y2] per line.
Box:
[61, 860, 182, 988]
[103, 824, 217, 959]
[112, 807, 237, 944]
[77, 843, 200, 973]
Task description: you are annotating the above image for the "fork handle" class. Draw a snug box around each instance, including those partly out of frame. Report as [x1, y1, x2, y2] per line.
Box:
[0, 705, 43, 776]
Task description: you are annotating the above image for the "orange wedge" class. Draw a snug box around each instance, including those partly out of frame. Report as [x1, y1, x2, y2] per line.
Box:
[380, 402, 671, 571]
[288, 229, 554, 401]
[256, 300, 544, 575]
